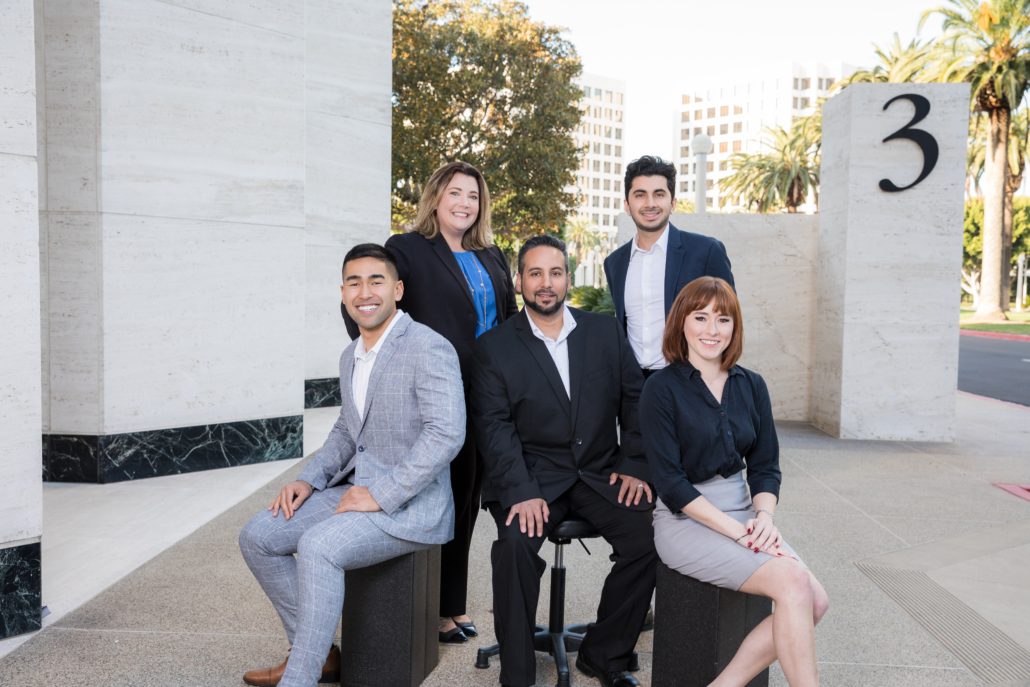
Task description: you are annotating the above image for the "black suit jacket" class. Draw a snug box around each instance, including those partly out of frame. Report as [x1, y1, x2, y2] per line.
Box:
[470, 307, 651, 511]
[603, 223, 734, 326]
[343, 231, 519, 390]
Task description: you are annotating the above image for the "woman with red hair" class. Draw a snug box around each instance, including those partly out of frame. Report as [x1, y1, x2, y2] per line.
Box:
[640, 276, 829, 687]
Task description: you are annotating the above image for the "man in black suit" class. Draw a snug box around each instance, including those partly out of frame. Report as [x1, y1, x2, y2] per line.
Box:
[471, 236, 656, 687]
[604, 156, 734, 380]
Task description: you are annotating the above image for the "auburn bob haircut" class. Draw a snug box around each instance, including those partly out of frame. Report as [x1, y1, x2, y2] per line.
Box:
[412, 161, 493, 251]
[662, 276, 743, 370]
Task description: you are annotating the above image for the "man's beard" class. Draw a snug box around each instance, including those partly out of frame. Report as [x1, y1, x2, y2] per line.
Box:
[524, 290, 565, 316]
[633, 208, 669, 233]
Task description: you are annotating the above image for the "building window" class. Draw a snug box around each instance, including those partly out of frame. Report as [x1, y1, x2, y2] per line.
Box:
[593, 124, 601, 135]
[719, 161, 728, 171]
[615, 128, 622, 139]
[602, 144, 609, 155]
[706, 161, 714, 172]
[801, 78, 810, 90]
[706, 197, 713, 207]
[720, 105, 729, 116]
[603, 215, 610, 226]
[680, 181, 689, 193]
[680, 164, 689, 174]
[694, 127, 702, 136]
[593, 161, 600, 172]
[733, 122, 742, 133]
[616, 92, 623, 105]
[719, 142, 728, 153]
[793, 78, 799, 90]
[614, 180, 621, 192]
[615, 110, 623, 122]
[680, 146, 689, 157]
[580, 194, 588, 206]
[592, 178, 600, 189]
[592, 196, 599, 206]
[593, 107, 601, 118]
[707, 107, 716, 118]
[594, 88, 602, 99]
[582, 123, 589, 134]
[681, 111, 690, 122]
[592, 213, 599, 222]
[707, 126, 715, 136]
[615, 146, 622, 156]
[733, 140, 742, 152]
[605, 126, 612, 138]
[604, 179, 611, 190]
[695, 109, 702, 120]
[614, 163, 622, 174]
[734, 105, 743, 115]
[692, 164, 696, 173]
[691, 181, 695, 191]
[605, 108, 612, 120]
[800, 97, 810, 108]
[593, 142, 601, 153]
[707, 179, 714, 190]
[792, 97, 799, 109]
[606, 91, 613, 103]
[582, 85, 591, 98]
[818, 78, 824, 90]
[682, 94, 691, 104]
[681, 128, 690, 140]
[825, 77, 834, 89]
[720, 124, 728, 135]
[604, 162, 611, 173]
[604, 197, 611, 208]
[579, 158, 587, 171]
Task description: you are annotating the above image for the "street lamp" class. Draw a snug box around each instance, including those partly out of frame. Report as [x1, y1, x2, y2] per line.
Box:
[692, 133, 713, 214]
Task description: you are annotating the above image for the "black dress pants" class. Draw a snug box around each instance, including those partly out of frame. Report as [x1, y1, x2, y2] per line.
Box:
[439, 412, 483, 617]
[488, 480, 657, 687]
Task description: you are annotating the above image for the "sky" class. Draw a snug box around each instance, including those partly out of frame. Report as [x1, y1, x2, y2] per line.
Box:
[520, 0, 950, 161]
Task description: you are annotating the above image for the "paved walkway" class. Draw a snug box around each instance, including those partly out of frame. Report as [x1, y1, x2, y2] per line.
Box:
[0, 394, 1027, 686]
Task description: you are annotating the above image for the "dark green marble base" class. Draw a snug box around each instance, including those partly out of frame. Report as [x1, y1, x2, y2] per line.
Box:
[43, 415, 303, 484]
[0, 542, 41, 640]
[305, 377, 342, 409]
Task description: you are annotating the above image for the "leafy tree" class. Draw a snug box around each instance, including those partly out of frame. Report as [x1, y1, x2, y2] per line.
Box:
[835, 33, 935, 87]
[674, 198, 695, 213]
[568, 286, 615, 315]
[720, 117, 820, 213]
[964, 196, 1030, 306]
[564, 217, 602, 268]
[392, 0, 584, 242]
[921, 0, 1030, 320]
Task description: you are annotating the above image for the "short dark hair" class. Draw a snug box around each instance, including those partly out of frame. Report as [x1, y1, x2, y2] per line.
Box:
[624, 155, 676, 199]
[518, 235, 569, 274]
[342, 243, 398, 280]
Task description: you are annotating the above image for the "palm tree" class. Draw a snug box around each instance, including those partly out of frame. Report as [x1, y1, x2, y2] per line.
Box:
[921, 0, 1030, 320]
[835, 33, 935, 87]
[564, 217, 602, 267]
[720, 118, 820, 213]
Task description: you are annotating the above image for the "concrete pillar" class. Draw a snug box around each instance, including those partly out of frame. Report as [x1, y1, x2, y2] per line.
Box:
[813, 83, 968, 440]
[303, 0, 392, 410]
[0, 0, 43, 639]
[36, 0, 319, 482]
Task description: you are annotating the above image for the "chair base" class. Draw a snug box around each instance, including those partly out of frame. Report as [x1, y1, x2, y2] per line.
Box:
[476, 624, 639, 687]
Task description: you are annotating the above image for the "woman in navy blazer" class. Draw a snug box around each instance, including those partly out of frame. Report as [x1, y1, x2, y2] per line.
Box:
[343, 161, 517, 643]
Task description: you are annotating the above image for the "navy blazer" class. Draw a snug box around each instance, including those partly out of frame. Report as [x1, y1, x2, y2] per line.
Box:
[603, 223, 734, 326]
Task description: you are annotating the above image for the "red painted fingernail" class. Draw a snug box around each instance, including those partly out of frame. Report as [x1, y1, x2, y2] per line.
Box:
[747, 542, 752, 547]
[754, 547, 759, 552]
[748, 528, 752, 533]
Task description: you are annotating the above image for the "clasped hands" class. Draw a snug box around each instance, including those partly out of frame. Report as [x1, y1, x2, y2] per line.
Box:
[268, 480, 382, 520]
[506, 472, 652, 538]
[736, 510, 797, 561]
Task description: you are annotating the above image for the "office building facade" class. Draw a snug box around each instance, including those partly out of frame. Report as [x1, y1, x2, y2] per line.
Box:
[571, 73, 627, 228]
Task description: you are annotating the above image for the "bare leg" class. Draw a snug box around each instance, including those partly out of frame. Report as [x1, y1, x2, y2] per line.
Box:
[709, 565, 829, 687]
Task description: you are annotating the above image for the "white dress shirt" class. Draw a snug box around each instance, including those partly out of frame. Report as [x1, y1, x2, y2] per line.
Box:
[625, 227, 669, 370]
[352, 310, 406, 421]
[526, 304, 577, 398]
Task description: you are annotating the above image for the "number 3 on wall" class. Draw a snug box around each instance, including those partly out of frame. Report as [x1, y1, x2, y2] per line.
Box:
[878, 94, 939, 192]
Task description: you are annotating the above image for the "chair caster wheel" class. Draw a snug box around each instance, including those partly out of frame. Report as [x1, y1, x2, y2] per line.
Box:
[475, 649, 491, 669]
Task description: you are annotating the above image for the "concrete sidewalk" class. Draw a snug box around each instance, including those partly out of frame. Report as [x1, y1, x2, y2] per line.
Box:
[0, 392, 1027, 686]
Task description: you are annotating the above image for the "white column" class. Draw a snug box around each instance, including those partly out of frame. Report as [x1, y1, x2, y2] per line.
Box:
[813, 83, 969, 440]
[692, 133, 713, 214]
[0, 0, 43, 638]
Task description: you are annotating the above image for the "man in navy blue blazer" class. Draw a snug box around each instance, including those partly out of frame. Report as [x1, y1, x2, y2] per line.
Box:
[603, 156, 734, 381]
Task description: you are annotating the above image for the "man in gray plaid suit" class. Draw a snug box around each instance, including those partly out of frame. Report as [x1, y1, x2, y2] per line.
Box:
[239, 243, 466, 687]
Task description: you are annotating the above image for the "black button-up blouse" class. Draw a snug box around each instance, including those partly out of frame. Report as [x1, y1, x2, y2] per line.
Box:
[640, 360, 781, 513]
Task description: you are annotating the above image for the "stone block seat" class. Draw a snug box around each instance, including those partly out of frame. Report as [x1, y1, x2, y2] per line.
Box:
[339, 546, 441, 687]
[474, 512, 641, 687]
[651, 561, 772, 687]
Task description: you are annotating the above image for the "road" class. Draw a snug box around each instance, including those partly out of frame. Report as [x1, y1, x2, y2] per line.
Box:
[958, 334, 1030, 407]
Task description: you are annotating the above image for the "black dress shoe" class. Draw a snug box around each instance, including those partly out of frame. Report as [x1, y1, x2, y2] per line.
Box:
[455, 620, 478, 637]
[439, 626, 468, 644]
[576, 654, 640, 687]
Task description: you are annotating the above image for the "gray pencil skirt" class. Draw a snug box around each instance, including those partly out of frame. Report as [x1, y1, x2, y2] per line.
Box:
[653, 471, 806, 591]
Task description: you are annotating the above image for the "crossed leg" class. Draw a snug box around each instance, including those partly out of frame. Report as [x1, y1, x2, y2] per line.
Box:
[709, 558, 829, 687]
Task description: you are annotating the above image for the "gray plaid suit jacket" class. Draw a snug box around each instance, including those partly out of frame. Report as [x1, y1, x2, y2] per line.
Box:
[297, 314, 466, 545]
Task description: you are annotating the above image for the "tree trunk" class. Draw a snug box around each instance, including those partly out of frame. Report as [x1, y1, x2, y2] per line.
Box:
[1002, 165, 1022, 310]
[972, 108, 1010, 321]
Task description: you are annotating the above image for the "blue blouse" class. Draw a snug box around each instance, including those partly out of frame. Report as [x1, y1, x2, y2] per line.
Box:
[454, 251, 497, 338]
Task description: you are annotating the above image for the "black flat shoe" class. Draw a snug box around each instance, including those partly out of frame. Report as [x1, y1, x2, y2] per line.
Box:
[455, 620, 478, 637]
[576, 654, 640, 687]
[439, 626, 468, 644]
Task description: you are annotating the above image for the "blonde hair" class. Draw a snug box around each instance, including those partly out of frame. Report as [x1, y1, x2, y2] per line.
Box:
[412, 161, 493, 251]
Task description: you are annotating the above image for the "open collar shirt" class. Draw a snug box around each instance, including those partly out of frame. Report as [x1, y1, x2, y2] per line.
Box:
[352, 310, 406, 421]
[526, 304, 578, 398]
[625, 226, 669, 370]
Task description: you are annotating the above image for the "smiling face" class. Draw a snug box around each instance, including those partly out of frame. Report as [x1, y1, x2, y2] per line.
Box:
[341, 257, 403, 333]
[624, 174, 674, 234]
[516, 246, 570, 317]
[683, 297, 735, 366]
[435, 172, 480, 242]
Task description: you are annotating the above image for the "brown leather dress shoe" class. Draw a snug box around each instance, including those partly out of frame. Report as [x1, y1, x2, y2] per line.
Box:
[243, 644, 341, 686]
